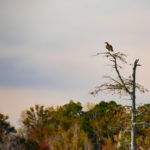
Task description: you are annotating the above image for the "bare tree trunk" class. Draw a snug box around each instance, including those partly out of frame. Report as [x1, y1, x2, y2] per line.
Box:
[93, 52, 147, 150]
[131, 94, 137, 150]
[131, 59, 139, 150]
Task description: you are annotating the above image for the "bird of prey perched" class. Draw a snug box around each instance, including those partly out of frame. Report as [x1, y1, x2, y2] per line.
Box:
[105, 42, 113, 52]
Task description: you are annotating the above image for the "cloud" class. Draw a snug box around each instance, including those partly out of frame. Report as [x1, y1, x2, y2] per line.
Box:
[0, 0, 150, 51]
[0, 49, 106, 92]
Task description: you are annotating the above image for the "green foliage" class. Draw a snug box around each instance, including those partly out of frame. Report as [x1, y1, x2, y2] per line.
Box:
[2, 100, 150, 149]
[62, 100, 82, 118]
[56, 100, 83, 131]
[21, 105, 57, 150]
[25, 139, 39, 150]
[0, 113, 16, 142]
[80, 113, 94, 138]
[136, 104, 150, 149]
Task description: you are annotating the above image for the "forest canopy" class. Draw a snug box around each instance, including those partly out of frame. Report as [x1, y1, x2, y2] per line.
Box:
[1, 100, 150, 150]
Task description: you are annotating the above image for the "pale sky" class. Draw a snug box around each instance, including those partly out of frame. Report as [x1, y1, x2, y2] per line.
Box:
[0, 0, 150, 127]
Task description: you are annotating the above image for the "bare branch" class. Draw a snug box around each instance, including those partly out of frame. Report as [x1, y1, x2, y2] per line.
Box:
[91, 51, 148, 97]
[111, 53, 132, 95]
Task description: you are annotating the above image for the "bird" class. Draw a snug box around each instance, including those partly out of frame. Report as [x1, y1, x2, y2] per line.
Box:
[105, 42, 113, 52]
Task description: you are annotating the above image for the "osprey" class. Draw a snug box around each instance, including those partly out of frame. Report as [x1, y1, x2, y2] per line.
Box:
[105, 42, 113, 52]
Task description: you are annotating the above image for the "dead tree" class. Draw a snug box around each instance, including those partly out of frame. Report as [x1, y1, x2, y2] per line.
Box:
[91, 51, 148, 150]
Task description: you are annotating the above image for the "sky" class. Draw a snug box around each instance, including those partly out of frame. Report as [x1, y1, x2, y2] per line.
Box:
[0, 0, 150, 127]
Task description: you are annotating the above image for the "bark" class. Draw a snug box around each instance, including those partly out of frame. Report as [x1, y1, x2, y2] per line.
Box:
[131, 59, 139, 150]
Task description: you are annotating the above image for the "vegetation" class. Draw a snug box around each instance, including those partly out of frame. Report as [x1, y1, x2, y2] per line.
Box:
[0, 113, 25, 150]
[1, 100, 150, 150]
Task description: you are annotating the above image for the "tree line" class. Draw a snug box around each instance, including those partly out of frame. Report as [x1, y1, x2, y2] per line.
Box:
[1, 100, 150, 150]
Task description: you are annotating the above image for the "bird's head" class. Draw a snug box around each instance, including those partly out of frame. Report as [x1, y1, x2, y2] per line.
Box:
[105, 42, 108, 45]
